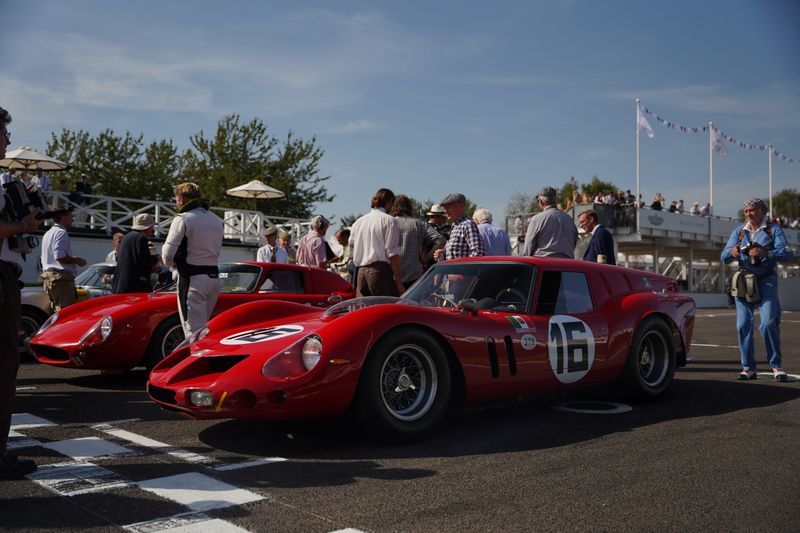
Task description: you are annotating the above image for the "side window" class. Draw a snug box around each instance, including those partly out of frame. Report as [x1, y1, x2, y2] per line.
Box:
[260, 270, 305, 293]
[536, 271, 593, 315]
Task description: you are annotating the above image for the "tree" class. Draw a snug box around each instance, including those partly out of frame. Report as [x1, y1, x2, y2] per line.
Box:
[771, 188, 800, 218]
[47, 128, 186, 201]
[579, 175, 618, 200]
[184, 115, 332, 219]
[505, 192, 536, 218]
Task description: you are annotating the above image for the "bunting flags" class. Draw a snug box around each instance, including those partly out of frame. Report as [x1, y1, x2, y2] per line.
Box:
[637, 107, 654, 138]
[712, 127, 727, 156]
[639, 104, 797, 164]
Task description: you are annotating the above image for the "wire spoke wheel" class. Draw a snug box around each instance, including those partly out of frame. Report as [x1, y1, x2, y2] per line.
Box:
[379, 343, 438, 421]
[161, 324, 186, 357]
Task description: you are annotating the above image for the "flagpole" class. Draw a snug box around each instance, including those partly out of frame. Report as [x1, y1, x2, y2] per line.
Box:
[635, 99, 640, 232]
[708, 122, 713, 216]
[768, 143, 773, 218]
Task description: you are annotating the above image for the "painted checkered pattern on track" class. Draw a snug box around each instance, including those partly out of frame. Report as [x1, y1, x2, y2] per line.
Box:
[9, 412, 363, 533]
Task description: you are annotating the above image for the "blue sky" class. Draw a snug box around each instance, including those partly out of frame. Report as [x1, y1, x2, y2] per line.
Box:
[3, 0, 798, 224]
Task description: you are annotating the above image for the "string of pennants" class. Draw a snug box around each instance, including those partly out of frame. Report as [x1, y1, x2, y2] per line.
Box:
[641, 106, 797, 164]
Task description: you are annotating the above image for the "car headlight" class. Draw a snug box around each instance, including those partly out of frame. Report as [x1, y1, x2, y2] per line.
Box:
[301, 336, 322, 371]
[37, 312, 59, 335]
[79, 316, 113, 347]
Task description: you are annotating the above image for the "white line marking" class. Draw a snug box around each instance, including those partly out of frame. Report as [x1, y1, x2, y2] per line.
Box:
[554, 401, 633, 414]
[138, 472, 264, 512]
[11, 413, 55, 429]
[124, 511, 252, 533]
[91, 424, 221, 466]
[214, 457, 288, 471]
[692, 343, 739, 349]
[329, 529, 368, 533]
[28, 461, 133, 496]
[7, 429, 41, 450]
[43, 437, 137, 461]
[15, 386, 36, 391]
[91, 418, 142, 426]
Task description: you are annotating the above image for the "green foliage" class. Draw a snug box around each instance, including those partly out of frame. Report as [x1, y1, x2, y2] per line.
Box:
[771, 188, 800, 218]
[579, 175, 618, 199]
[505, 175, 622, 217]
[46, 115, 332, 219]
[46, 128, 185, 201]
[181, 115, 333, 219]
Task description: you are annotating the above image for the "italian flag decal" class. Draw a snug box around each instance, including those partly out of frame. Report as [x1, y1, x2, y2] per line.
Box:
[507, 316, 530, 331]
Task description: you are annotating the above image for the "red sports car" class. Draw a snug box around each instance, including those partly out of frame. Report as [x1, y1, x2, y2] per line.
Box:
[29, 262, 354, 371]
[147, 257, 695, 441]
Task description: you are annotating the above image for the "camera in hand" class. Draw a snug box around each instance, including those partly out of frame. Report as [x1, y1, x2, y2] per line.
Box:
[739, 241, 763, 267]
[2, 180, 58, 255]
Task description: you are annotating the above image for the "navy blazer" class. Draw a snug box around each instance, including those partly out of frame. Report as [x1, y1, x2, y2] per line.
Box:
[583, 225, 616, 265]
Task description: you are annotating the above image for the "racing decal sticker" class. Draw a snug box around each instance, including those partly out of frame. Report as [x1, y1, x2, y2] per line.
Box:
[507, 316, 530, 331]
[520, 334, 537, 351]
[547, 315, 595, 384]
[220, 325, 304, 345]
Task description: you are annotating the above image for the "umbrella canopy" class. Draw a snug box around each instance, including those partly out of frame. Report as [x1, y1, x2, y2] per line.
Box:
[226, 179, 285, 199]
[0, 145, 71, 171]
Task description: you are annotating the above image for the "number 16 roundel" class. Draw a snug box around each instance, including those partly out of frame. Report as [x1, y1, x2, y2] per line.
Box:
[547, 315, 595, 384]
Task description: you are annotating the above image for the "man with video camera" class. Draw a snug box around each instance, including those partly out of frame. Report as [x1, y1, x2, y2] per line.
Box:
[0, 106, 42, 479]
[721, 197, 794, 382]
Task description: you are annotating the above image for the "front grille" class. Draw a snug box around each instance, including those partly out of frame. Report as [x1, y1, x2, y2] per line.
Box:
[30, 344, 70, 361]
[147, 383, 177, 405]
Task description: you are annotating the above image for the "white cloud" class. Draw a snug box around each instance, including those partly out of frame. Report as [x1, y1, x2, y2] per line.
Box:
[324, 119, 380, 134]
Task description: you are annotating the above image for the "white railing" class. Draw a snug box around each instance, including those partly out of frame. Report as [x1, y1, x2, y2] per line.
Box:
[46, 191, 310, 244]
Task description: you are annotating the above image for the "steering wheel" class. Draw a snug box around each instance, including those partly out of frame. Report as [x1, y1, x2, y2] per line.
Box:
[431, 292, 457, 308]
[496, 288, 526, 307]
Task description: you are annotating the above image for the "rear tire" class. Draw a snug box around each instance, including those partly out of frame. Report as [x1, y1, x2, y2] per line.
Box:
[143, 315, 185, 371]
[352, 329, 451, 442]
[620, 317, 676, 402]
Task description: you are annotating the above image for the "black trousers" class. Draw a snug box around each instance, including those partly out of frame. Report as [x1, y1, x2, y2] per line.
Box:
[0, 261, 22, 455]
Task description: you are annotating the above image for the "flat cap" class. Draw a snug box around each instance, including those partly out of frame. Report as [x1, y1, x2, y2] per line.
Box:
[536, 186, 557, 199]
[440, 193, 466, 205]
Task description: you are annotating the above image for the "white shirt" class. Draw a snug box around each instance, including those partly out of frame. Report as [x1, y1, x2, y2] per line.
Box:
[349, 207, 401, 267]
[162, 207, 223, 268]
[256, 244, 275, 262]
[40, 223, 77, 273]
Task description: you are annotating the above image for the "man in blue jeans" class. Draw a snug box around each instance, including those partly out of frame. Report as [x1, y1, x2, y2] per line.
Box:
[721, 197, 793, 381]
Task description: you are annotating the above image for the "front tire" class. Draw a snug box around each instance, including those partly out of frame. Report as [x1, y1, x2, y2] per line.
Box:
[20, 307, 49, 354]
[143, 315, 185, 370]
[620, 317, 676, 402]
[353, 329, 451, 442]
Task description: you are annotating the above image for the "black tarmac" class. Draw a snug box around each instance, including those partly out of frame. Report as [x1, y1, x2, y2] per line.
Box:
[2, 309, 798, 532]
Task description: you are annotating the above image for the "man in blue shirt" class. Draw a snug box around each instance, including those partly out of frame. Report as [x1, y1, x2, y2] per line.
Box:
[721, 197, 793, 381]
[473, 208, 511, 256]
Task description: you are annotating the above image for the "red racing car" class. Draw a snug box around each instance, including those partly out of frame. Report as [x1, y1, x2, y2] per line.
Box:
[30, 262, 354, 371]
[147, 257, 695, 441]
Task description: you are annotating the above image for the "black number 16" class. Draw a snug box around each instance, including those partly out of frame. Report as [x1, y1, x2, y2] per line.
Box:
[550, 321, 589, 374]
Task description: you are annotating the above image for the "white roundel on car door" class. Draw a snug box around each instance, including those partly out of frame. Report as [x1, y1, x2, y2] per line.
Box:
[547, 315, 595, 384]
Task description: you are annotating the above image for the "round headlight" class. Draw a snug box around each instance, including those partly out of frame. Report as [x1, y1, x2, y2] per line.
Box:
[301, 337, 322, 371]
[99, 316, 113, 341]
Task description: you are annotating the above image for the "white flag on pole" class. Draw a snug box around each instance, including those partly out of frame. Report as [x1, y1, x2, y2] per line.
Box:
[637, 107, 654, 138]
[712, 127, 728, 156]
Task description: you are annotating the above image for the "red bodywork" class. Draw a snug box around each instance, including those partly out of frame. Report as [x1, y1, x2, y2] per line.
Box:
[147, 257, 695, 421]
[29, 262, 354, 370]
